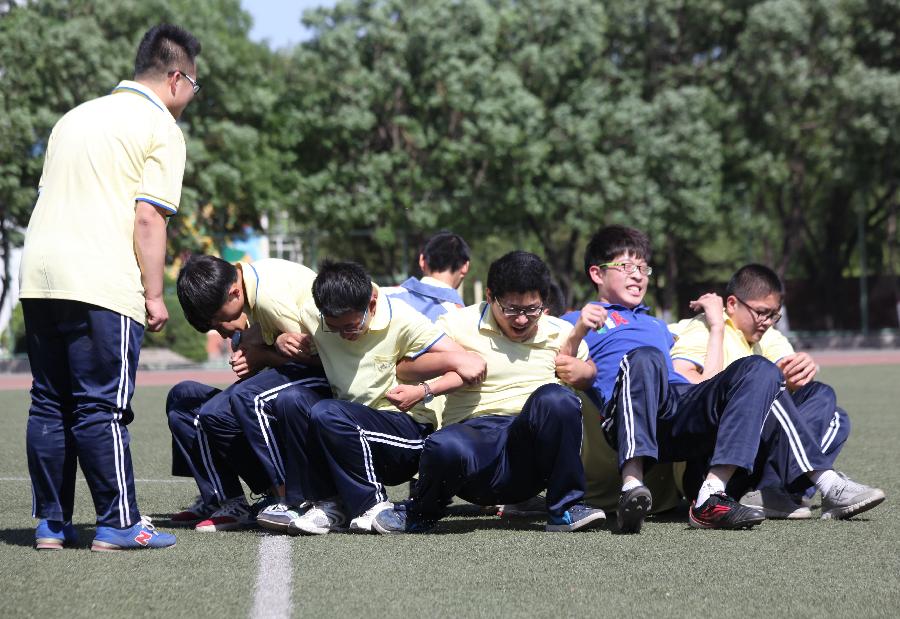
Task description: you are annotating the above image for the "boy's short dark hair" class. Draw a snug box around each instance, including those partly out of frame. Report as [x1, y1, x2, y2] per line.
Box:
[134, 24, 201, 79]
[312, 260, 373, 317]
[486, 251, 551, 302]
[726, 264, 784, 301]
[544, 280, 567, 317]
[177, 255, 237, 332]
[583, 225, 652, 280]
[421, 231, 470, 273]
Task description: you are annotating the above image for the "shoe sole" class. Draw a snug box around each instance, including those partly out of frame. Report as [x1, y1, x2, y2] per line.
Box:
[194, 522, 253, 532]
[349, 521, 375, 533]
[289, 523, 348, 535]
[371, 519, 406, 535]
[90, 541, 177, 552]
[545, 512, 606, 532]
[35, 539, 65, 550]
[617, 488, 652, 534]
[821, 491, 886, 520]
[257, 517, 294, 533]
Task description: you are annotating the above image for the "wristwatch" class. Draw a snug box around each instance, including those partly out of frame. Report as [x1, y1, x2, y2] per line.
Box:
[419, 381, 435, 404]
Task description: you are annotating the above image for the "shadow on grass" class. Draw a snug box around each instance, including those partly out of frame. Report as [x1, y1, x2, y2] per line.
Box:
[0, 524, 94, 549]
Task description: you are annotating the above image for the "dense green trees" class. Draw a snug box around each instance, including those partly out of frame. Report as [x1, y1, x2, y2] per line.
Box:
[1, 0, 897, 329]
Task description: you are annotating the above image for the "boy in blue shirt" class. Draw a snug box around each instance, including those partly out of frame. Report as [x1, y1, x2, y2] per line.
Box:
[563, 226, 881, 533]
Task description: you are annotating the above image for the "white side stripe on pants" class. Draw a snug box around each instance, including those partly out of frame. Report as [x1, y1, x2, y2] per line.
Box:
[253, 377, 330, 482]
[820, 410, 841, 453]
[111, 316, 132, 527]
[770, 398, 814, 472]
[620, 356, 637, 461]
[356, 427, 426, 504]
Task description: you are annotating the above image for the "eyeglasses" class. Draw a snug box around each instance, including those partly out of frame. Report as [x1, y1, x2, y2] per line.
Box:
[734, 296, 782, 324]
[597, 262, 653, 276]
[495, 300, 544, 319]
[169, 69, 201, 94]
[321, 306, 369, 335]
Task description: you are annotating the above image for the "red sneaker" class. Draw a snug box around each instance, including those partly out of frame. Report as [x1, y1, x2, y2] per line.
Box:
[169, 496, 213, 527]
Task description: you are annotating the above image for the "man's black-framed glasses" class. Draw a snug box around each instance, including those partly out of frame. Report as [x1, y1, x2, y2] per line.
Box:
[734, 296, 782, 324]
[495, 299, 544, 320]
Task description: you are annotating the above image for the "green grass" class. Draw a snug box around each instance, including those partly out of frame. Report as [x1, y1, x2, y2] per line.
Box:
[1, 366, 899, 617]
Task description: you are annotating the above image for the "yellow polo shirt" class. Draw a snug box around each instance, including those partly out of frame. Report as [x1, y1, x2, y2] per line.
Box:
[299, 286, 445, 426]
[19, 80, 186, 324]
[438, 302, 590, 426]
[668, 311, 795, 370]
[239, 260, 316, 345]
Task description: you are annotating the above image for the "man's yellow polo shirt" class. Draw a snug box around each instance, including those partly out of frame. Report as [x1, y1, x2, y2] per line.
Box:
[299, 286, 445, 426]
[239, 260, 316, 345]
[668, 311, 795, 370]
[438, 302, 590, 426]
[19, 80, 186, 324]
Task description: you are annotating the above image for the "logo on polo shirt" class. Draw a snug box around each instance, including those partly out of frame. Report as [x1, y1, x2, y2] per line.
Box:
[596, 311, 629, 335]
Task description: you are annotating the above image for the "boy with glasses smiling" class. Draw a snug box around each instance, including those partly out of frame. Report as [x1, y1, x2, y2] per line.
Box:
[669, 264, 883, 520]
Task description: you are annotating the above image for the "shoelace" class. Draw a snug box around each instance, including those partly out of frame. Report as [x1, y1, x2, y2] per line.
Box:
[215, 499, 249, 517]
[140, 516, 159, 535]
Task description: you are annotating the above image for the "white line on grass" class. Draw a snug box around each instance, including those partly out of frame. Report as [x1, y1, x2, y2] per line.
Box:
[0, 476, 192, 483]
[250, 535, 293, 619]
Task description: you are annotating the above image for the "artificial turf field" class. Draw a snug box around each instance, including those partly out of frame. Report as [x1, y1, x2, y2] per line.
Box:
[1, 365, 898, 618]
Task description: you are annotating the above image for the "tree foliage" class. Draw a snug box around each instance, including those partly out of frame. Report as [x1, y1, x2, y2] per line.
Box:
[1, 0, 898, 329]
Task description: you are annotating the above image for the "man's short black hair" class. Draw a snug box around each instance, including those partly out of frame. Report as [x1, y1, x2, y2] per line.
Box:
[726, 264, 784, 301]
[583, 226, 652, 288]
[134, 24, 201, 79]
[312, 260, 373, 317]
[421, 231, 470, 273]
[486, 251, 551, 302]
[177, 255, 237, 332]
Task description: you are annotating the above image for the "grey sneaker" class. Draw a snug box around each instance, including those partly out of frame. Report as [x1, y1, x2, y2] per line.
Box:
[820, 473, 885, 520]
[257, 502, 309, 533]
[497, 494, 546, 518]
[740, 488, 812, 519]
[290, 500, 348, 535]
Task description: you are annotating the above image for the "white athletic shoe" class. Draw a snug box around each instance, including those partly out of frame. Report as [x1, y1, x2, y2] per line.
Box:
[289, 500, 347, 535]
[740, 488, 812, 519]
[349, 501, 393, 533]
[820, 473, 886, 520]
[257, 502, 309, 533]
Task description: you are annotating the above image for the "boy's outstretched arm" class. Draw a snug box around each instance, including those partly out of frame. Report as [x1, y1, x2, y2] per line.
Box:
[396, 336, 487, 385]
[674, 293, 726, 384]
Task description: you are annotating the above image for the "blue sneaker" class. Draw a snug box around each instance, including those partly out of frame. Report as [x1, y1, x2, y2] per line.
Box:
[35, 519, 79, 550]
[545, 504, 606, 532]
[371, 507, 435, 535]
[91, 517, 177, 552]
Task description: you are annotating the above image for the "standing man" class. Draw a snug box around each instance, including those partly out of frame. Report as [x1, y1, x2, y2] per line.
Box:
[20, 24, 201, 551]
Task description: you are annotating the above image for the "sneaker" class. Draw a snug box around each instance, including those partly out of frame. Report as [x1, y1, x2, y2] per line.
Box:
[289, 500, 348, 535]
[170, 495, 214, 527]
[35, 519, 78, 550]
[545, 504, 606, 532]
[689, 492, 765, 529]
[91, 517, 176, 552]
[350, 501, 393, 533]
[740, 488, 812, 519]
[617, 486, 653, 534]
[820, 472, 886, 520]
[257, 502, 309, 533]
[497, 494, 546, 518]
[372, 507, 436, 535]
[195, 496, 254, 532]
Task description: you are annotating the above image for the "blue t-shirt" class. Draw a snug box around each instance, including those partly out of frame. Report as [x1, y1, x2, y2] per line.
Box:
[561, 302, 689, 409]
[384, 277, 464, 323]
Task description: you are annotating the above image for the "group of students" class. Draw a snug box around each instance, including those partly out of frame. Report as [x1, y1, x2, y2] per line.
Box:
[152, 226, 884, 545]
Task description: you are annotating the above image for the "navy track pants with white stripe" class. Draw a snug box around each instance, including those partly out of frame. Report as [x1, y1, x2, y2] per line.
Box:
[607, 347, 783, 473]
[311, 400, 433, 518]
[271, 387, 335, 505]
[169, 365, 330, 504]
[410, 384, 586, 522]
[24, 299, 142, 528]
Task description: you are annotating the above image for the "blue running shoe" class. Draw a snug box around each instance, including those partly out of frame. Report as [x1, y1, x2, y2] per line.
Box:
[35, 519, 79, 550]
[545, 504, 606, 532]
[91, 517, 177, 552]
[372, 507, 435, 535]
